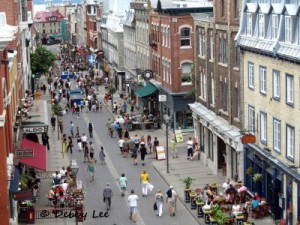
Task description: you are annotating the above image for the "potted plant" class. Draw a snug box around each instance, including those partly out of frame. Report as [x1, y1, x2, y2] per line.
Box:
[210, 205, 231, 225]
[246, 167, 254, 176]
[253, 173, 262, 182]
[181, 177, 195, 203]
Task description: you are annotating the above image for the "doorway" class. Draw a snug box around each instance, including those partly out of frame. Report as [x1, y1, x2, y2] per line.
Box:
[217, 137, 226, 170]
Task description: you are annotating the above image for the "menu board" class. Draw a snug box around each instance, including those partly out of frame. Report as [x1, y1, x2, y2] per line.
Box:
[156, 146, 166, 160]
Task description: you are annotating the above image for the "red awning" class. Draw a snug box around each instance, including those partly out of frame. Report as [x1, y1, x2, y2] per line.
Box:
[19, 139, 47, 171]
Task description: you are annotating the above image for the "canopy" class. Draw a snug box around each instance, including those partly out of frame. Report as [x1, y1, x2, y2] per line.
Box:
[49, 33, 62, 39]
[19, 139, 47, 171]
[136, 82, 158, 98]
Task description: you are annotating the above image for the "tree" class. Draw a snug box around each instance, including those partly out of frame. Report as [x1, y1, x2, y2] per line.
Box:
[30, 46, 56, 75]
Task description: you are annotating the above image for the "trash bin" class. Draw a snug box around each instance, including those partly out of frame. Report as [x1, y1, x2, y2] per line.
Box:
[18, 202, 28, 223]
[27, 206, 35, 224]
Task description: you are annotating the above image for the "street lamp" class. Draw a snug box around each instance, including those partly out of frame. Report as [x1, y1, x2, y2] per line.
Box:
[70, 159, 79, 186]
[164, 114, 170, 173]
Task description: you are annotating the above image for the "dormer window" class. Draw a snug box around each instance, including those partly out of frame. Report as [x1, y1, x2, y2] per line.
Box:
[247, 13, 252, 35]
[271, 14, 279, 39]
[258, 14, 265, 38]
[285, 16, 292, 43]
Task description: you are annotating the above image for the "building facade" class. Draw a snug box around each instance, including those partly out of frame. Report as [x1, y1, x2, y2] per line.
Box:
[76, 4, 87, 46]
[86, 0, 98, 50]
[149, 0, 212, 131]
[236, 0, 300, 222]
[190, 0, 242, 179]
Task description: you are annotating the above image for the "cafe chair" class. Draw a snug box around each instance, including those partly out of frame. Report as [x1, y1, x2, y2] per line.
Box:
[252, 205, 262, 219]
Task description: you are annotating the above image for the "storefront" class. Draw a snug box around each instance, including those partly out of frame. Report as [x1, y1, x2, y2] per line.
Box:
[244, 143, 300, 222]
[189, 103, 242, 178]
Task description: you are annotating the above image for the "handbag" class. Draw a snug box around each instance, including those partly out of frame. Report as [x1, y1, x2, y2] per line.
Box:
[153, 202, 157, 211]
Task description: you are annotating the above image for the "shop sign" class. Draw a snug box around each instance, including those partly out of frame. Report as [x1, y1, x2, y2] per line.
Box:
[13, 191, 32, 201]
[23, 126, 47, 134]
[158, 95, 167, 102]
[241, 134, 256, 144]
[15, 148, 34, 158]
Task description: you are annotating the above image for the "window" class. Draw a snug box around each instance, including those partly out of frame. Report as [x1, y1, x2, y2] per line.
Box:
[166, 27, 169, 47]
[286, 74, 294, 106]
[235, 88, 240, 119]
[258, 14, 265, 38]
[260, 112, 267, 144]
[199, 30, 206, 57]
[219, 37, 227, 64]
[273, 119, 281, 153]
[247, 13, 252, 35]
[211, 77, 215, 105]
[234, 48, 240, 68]
[234, 0, 238, 18]
[181, 63, 192, 83]
[248, 62, 254, 89]
[180, 27, 191, 46]
[285, 16, 292, 43]
[248, 106, 255, 134]
[222, 81, 228, 111]
[272, 70, 280, 100]
[286, 125, 294, 160]
[259, 66, 267, 94]
[161, 26, 165, 46]
[210, 34, 214, 60]
[21, 0, 28, 22]
[202, 73, 207, 99]
[271, 14, 279, 39]
[221, 0, 225, 17]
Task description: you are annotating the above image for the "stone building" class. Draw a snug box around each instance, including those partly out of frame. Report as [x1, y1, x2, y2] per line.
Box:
[236, 0, 300, 221]
[190, 0, 242, 179]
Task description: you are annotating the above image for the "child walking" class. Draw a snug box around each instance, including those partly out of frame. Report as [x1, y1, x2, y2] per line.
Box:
[99, 146, 106, 165]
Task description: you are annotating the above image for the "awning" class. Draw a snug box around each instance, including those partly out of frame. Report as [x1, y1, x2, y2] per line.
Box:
[9, 168, 20, 192]
[19, 139, 47, 171]
[136, 82, 158, 98]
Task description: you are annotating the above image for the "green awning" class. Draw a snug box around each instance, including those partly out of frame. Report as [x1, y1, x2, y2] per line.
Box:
[136, 82, 157, 98]
[49, 33, 62, 39]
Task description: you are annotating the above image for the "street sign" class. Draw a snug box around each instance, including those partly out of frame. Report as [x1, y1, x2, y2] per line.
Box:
[88, 55, 96, 65]
[159, 95, 167, 102]
[22, 126, 48, 134]
[15, 148, 34, 158]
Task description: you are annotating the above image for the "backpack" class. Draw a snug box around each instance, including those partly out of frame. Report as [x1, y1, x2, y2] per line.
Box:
[167, 189, 172, 198]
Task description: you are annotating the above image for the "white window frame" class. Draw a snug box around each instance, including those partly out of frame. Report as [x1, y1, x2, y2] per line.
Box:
[203, 73, 207, 99]
[273, 118, 281, 153]
[199, 30, 206, 57]
[258, 14, 265, 38]
[219, 37, 227, 64]
[248, 62, 254, 89]
[286, 74, 294, 106]
[247, 13, 252, 35]
[285, 16, 292, 43]
[211, 77, 215, 105]
[286, 125, 294, 160]
[181, 62, 192, 84]
[180, 27, 191, 47]
[210, 34, 214, 60]
[271, 14, 279, 39]
[248, 106, 255, 134]
[259, 66, 267, 95]
[272, 70, 280, 100]
[260, 112, 267, 144]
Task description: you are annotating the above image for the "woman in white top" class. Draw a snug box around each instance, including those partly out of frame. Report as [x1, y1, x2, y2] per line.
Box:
[232, 201, 241, 217]
[155, 189, 164, 217]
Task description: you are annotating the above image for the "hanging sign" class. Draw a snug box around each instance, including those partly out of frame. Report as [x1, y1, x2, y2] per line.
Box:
[241, 134, 256, 144]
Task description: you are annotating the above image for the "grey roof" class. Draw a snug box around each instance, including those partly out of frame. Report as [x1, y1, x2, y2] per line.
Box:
[239, 36, 275, 53]
[277, 42, 300, 61]
[246, 3, 258, 13]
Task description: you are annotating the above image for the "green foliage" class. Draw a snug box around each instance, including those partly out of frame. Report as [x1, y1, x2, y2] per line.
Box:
[52, 103, 63, 116]
[19, 172, 33, 190]
[109, 87, 117, 95]
[181, 176, 195, 189]
[210, 205, 231, 225]
[253, 173, 262, 182]
[246, 167, 254, 175]
[185, 88, 196, 99]
[30, 46, 56, 74]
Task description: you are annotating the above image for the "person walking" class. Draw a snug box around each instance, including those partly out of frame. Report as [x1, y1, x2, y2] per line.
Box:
[83, 144, 89, 163]
[170, 138, 178, 158]
[88, 121, 94, 138]
[140, 142, 147, 166]
[155, 189, 164, 217]
[62, 134, 68, 154]
[103, 183, 113, 210]
[153, 137, 159, 159]
[81, 133, 88, 149]
[133, 134, 140, 149]
[187, 137, 194, 160]
[128, 190, 138, 222]
[69, 121, 74, 138]
[42, 133, 50, 150]
[119, 173, 127, 197]
[76, 126, 80, 138]
[51, 115, 56, 132]
[67, 136, 73, 154]
[118, 137, 125, 155]
[131, 146, 138, 165]
[99, 146, 106, 165]
[140, 170, 149, 197]
[77, 134, 82, 151]
[87, 160, 95, 182]
[89, 142, 96, 162]
[147, 135, 152, 153]
[58, 119, 63, 134]
[166, 185, 177, 216]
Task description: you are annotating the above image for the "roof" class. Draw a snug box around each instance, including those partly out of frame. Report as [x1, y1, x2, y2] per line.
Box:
[34, 10, 64, 23]
[136, 82, 158, 98]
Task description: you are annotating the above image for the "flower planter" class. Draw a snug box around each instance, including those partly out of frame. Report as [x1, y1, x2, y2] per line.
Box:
[196, 201, 204, 218]
[184, 188, 191, 203]
[190, 192, 197, 209]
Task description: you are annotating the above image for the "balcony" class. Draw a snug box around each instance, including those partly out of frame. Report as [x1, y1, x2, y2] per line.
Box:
[149, 35, 157, 48]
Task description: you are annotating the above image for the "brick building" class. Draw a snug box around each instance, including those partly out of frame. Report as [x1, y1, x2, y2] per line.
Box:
[86, 0, 98, 51]
[190, 0, 242, 178]
[149, 0, 212, 131]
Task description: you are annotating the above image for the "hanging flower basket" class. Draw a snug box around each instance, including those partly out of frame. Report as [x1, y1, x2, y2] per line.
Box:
[65, 187, 86, 207]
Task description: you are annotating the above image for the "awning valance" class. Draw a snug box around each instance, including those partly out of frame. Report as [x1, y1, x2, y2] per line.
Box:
[9, 168, 20, 192]
[19, 139, 47, 171]
[136, 82, 158, 98]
